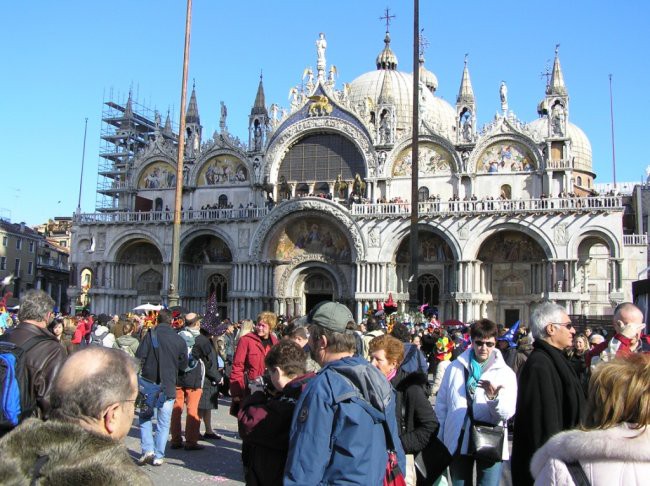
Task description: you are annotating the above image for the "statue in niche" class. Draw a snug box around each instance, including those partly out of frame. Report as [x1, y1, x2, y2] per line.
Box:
[462, 113, 473, 142]
[377, 151, 387, 175]
[551, 104, 565, 136]
[379, 109, 392, 144]
[253, 120, 263, 151]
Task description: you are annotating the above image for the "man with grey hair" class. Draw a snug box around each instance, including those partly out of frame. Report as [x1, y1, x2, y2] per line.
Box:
[511, 302, 586, 486]
[0, 289, 66, 427]
[0, 347, 151, 484]
[284, 301, 404, 485]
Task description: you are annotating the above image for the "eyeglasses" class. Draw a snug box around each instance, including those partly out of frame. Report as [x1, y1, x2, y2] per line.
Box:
[473, 340, 496, 348]
[550, 321, 574, 330]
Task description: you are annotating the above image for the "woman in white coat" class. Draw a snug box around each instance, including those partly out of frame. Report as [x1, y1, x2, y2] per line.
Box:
[531, 353, 650, 485]
[436, 319, 517, 486]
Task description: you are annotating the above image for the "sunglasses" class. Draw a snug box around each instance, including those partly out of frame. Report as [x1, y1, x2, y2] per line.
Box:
[473, 340, 496, 348]
[551, 321, 574, 330]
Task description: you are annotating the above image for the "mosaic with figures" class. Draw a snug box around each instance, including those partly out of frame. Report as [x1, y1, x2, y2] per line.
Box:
[476, 143, 534, 173]
[477, 231, 545, 262]
[198, 156, 248, 186]
[392, 143, 453, 177]
[271, 219, 350, 262]
[396, 233, 453, 263]
[138, 162, 176, 189]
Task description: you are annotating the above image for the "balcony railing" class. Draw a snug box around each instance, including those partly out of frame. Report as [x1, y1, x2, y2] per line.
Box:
[37, 256, 70, 271]
[351, 195, 622, 217]
[623, 234, 648, 246]
[75, 207, 269, 224]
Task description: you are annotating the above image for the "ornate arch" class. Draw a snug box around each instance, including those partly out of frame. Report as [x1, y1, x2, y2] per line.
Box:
[388, 134, 463, 177]
[248, 198, 366, 261]
[264, 117, 374, 184]
[379, 222, 461, 262]
[180, 226, 236, 259]
[106, 231, 166, 262]
[567, 227, 621, 259]
[189, 147, 251, 187]
[468, 133, 543, 175]
[130, 153, 177, 189]
[466, 222, 555, 261]
[277, 256, 350, 298]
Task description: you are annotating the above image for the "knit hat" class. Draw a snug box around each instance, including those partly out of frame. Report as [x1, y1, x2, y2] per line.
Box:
[310, 302, 353, 333]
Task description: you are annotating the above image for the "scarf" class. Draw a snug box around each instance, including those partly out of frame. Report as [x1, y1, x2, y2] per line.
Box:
[466, 350, 486, 398]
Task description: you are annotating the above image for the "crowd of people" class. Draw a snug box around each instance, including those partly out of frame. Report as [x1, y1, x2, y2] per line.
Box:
[0, 290, 649, 485]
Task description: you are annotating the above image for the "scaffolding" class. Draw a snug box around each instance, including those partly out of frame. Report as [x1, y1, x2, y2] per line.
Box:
[96, 90, 178, 211]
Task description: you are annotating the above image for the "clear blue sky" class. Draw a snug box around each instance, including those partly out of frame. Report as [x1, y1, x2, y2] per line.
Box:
[2, 0, 648, 226]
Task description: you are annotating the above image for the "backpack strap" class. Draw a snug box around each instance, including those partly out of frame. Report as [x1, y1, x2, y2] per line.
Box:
[565, 461, 591, 486]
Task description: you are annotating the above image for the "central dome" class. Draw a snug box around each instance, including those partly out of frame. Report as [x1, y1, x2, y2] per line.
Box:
[347, 69, 456, 140]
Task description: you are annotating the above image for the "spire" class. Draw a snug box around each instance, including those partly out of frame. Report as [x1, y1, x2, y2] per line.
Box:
[457, 55, 475, 104]
[122, 90, 134, 128]
[163, 110, 172, 136]
[548, 44, 567, 96]
[378, 70, 394, 104]
[251, 72, 268, 116]
[185, 81, 200, 124]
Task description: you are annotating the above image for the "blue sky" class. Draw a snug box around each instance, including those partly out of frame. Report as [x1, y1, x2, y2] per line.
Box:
[2, 0, 649, 226]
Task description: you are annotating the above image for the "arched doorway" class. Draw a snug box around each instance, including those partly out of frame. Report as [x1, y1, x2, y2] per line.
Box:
[417, 274, 440, 308]
[304, 272, 334, 314]
[477, 230, 546, 325]
[116, 240, 164, 303]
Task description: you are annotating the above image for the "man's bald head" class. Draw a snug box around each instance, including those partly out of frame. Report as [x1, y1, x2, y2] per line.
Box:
[50, 347, 138, 424]
[613, 302, 645, 339]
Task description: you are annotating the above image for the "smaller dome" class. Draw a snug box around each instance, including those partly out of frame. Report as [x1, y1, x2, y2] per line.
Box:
[419, 59, 438, 93]
[528, 117, 593, 172]
[376, 32, 398, 70]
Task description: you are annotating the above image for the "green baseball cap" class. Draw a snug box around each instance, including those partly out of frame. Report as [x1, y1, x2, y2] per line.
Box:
[310, 302, 354, 333]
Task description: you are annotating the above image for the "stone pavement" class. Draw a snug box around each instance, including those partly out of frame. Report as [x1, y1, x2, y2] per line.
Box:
[123, 394, 512, 485]
[123, 397, 245, 485]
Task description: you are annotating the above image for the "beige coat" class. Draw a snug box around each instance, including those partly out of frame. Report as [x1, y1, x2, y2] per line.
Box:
[531, 423, 650, 486]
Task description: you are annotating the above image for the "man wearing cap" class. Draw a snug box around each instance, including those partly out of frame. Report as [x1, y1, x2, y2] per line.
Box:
[284, 301, 405, 485]
[170, 312, 215, 451]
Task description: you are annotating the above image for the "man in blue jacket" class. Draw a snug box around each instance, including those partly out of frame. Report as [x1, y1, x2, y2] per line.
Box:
[284, 302, 405, 485]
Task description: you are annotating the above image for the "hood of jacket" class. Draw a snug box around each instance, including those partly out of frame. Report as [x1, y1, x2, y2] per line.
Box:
[392, 368, 428, 392]
[530, 424, 650, 477]
[116, 335, 139, 346]
[323, 355, 393, 413]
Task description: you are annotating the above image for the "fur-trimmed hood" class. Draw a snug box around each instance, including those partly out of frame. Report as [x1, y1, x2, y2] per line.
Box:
[0, 418, 152, 485]
[531, 424, 650, 480]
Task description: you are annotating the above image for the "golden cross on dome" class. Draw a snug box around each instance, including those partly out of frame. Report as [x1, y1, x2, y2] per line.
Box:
[379, 7, 396, 32]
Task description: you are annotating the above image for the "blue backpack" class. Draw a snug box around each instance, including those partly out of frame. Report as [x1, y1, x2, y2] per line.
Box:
[0, 335, 50, 433]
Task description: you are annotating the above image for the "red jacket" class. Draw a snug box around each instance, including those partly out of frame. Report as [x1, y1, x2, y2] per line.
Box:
[229, 332, 278, 399]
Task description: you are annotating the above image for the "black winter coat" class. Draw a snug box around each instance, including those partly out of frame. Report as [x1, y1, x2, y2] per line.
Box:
[391, 369, 438, 454]
[136, 323, 187, 398]
[511, 339, 586, 486]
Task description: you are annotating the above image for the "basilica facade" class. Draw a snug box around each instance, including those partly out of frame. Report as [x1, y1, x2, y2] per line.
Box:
[69, 31, 647, 326]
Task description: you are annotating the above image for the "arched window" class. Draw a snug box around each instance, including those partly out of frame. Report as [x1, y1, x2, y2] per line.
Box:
[296, 183, 309, 196]
[218, 194, 228, 208]
[136, 269, 162, 294]
[154, 198, 163, 211]
[417, 274, 440, 306]
[576, 176, 583, 187]
[207, 274, 229, 318]
[418, 186, 430, 202]
[314, 182, 330, 196]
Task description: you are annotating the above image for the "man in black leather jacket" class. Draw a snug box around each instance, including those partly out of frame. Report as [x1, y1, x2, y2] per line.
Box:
[2, 289, 66, 422]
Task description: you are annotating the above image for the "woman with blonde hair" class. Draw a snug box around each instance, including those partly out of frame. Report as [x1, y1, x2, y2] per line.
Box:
[531, 353, 650, 485]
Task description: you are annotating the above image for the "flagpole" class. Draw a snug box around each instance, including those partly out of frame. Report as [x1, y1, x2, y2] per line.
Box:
[76, 118, 88, 216]
[609, 74, 617, 191]
[169, 0, 192, 307]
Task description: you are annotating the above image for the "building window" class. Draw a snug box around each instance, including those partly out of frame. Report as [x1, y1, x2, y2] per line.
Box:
[14, 259, 20, 273]
[2, 236, 7, 246]
[59, 240, 67, 247]
[16, 238, 22, 250]
[29, 241, 35, 253]
[27, 261, 33, 275]
[0, 256, 6, 270]
[418, 186, 429, 202]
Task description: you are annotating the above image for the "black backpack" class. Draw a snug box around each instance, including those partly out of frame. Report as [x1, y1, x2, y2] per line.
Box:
[0, 335, 50, 434]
